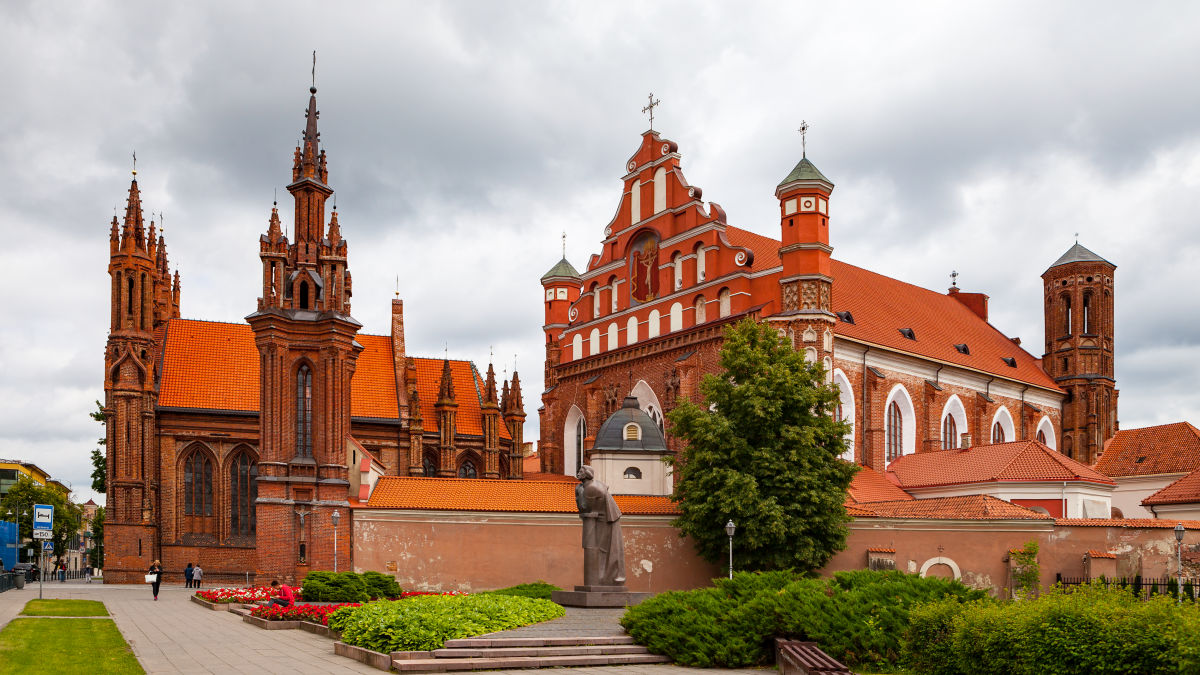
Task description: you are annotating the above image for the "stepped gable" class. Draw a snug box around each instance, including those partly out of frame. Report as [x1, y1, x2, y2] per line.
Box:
[722, 226, 1057, 390]
[365, 475, 677, 514]
[1142, 468, 1200, 506]
[850, 495, 1051, 520]
[1094, 422, 1200, 477]
[886, 440, 1115, 489]
[846, 465, 912, 504]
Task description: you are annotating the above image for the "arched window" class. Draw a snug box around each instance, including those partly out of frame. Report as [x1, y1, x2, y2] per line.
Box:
[575, 416, 587, 471]
[422, 453, 437, 477]
[1062, 295, 1072, 334]
[886, 401, 903, 464]
[1082, 293, 1092, 333]
[1036, 416, 1056, 450]
[300, 280, 310, 310]
[591, 283, 600, 318]
[572, 334, 583, 360]
[647, 309, 661, 338]
[183, 450, 212, 517]
[669, 302, 683, 332]
[141, 272, 149, 330]
[1037, 429, 1047, 444]
[607, 323, 619, 351]
[694, 295, 706, 323]
[624, 467, 642, 479]
[630, 179, 641, 223]
[673, 252, 683, 290]
[718, 288, 731, 318]
[626, 316, 639, 345]
[589, 328, 601, 356]
[653, 167, 667, 213]
[624, 423, 641, 441]
[832, 370, 855, 462]
[229, 452, 257, 536]
[458, 459, 478, 478]
[610, 279, 619, 312]
[992, 421, 1005, 443]
[296, 365, 313, 457]
[694, 244, 706, 282]
[942, 415, 958, 450]
[991, 407, 1015, 445]
[126, 274, 134, 323]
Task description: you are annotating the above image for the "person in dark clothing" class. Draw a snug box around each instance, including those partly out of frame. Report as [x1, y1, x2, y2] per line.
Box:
[184, 562, 194, 589]
[268, 579, 295, 608]
[147, 560, 163, 600]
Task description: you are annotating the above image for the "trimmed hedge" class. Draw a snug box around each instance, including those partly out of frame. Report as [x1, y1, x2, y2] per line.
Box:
[480, 581, 561, 600]
[904, 583, 1200, 674]
[620, 570, 984, 671]
[330, 594, 565, 653]
[301, 571, 401, 603]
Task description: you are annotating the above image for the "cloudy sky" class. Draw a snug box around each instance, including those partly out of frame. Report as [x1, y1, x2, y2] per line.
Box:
[2, 2, 1198, 506]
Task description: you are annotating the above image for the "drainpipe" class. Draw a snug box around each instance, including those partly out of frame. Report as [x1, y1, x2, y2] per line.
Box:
[861, 346, 871, 465]
[1062, 481, 1068, 519]
[934, 364, 944, 386]
[1019, 385, 1029, 438]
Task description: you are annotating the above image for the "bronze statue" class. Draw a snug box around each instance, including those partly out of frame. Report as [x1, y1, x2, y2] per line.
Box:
[575, 465, 626, 586]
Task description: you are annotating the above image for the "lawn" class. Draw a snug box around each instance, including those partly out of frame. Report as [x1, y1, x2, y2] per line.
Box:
[0, 618, 142, 674]
[21, 599, 109, 616]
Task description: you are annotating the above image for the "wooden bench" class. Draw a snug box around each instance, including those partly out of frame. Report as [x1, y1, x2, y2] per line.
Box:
[775, 638, 853, 675]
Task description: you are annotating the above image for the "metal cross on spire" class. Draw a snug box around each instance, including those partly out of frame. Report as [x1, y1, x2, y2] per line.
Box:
[950, 270, 959, 288]
[562, 231, 567, 258]
[132, 150, 137, 177]
[642, 93, 661, 130]
[489, 345, 494, 364]
[311, 50, 317, 91]
[395, 274, 400, 298]
[797, 120, 810, 158]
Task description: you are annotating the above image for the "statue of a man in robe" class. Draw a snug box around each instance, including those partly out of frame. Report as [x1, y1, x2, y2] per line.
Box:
[574, 465, 626, 587]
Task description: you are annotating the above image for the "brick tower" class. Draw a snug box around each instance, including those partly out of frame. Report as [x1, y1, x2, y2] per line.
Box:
[1041, 243, 1117, 464]
[247, 84, 361, 582]
[538, 255, 581, 474]
[104, 170, 180, 581]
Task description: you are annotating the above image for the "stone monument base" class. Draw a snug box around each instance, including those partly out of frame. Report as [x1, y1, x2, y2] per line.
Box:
[551, 585, 652, 608]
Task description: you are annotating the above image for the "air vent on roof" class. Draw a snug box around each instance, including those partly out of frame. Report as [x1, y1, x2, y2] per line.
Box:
[835, 311, 855, 324]
[1135, 456, 1147, 464]
[1001, 357, 1017, 368]
[898, 328, 916, 340]
[954, 343, 970, 355]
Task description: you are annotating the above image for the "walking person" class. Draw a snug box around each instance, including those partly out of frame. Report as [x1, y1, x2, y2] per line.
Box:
[147, 560, 163, 600]
[184, 562, 194, 589]
[192, 564, 203, 589]
[85, 564, 92, 584]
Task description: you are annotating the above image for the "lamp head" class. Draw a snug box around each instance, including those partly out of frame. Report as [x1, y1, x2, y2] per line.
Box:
[1177, 523, 1186, 542]
[331, 510, 341, 527]
[725, 520, 736, 538]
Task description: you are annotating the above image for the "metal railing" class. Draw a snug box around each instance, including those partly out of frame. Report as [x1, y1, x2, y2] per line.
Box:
[1056, 573, 1197, 600]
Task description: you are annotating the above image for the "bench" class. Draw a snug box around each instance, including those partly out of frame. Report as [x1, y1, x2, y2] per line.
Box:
[775, 638, 853, 675]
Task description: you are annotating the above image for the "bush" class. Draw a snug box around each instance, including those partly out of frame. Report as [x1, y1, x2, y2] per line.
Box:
[334, 594, 565, 653]
[904, 583, 1200, 674]
[620, 570, 984, 671]
[361, 571, 402, 600]
[250, 602, 360, 626]
[481, 581, 561, 600]
[301, 571, 402, 602]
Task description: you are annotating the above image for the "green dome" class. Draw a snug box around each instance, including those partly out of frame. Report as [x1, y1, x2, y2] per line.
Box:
[540, 257, 581, 282]
[778, 156, 832, 187]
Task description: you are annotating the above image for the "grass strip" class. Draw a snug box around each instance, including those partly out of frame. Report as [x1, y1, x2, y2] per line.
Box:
[21, 599, 110, 616]
[0, 618, 143, 674]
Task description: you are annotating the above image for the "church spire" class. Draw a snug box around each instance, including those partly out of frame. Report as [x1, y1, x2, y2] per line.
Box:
[438, 358, 456, 404]
[122, 175, 144, 250]
[287, 81, 333, 249]
[483, 362, 498, 405]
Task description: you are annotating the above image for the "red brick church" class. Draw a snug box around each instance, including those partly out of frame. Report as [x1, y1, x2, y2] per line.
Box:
[102, 85, 527, 584]
[538, 126, 1119, 481]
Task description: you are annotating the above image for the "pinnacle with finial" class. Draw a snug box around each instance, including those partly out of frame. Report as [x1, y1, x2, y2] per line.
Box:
[642, 93, 660, 131]
[797, 121, 809, 158]
[950, 270, 959, 288]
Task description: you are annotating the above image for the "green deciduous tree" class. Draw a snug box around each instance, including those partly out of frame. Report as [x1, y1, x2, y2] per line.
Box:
[89, 507, 105, 569]
[1, 476, 82, 568]
[667, 318, 858, 573]
[90, 400, 106, 493]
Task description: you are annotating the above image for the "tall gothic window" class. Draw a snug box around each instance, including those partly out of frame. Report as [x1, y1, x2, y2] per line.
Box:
[458, 459, 478, 478]
[1063, 295, 1072, 334]
[1037, 429, 1047, 445]
[422, 453, 437, 477]
[886, 401, 903, 463]
[1082, 293, 1092, 334]
[184, 451, 213, 516]
[229, 452, 257, 536]
[296, 365, 313, 457]
[942, 415, 958, 450]
[992, 421, 1006, 444]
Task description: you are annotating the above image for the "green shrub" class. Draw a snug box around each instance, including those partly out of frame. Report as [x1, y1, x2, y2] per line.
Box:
[620, 570, 984, 671]
[302, 571, 402, 602]
[481, 581, 561, 600]
[361, 571, 402, 599]
[903, 598, 976, 675]
[336, 594, 565, 653]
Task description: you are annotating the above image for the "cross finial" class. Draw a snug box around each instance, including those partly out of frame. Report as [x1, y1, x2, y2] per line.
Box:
[131, 150, 137, 177]
[642, 92, 661, 131]
[311, 50, 317, 92]
[274, 187, 278, 206]
[159, 211, 165, 236]
[950, 270, 959, 288]
[489, 345, 494, 364]
[395, 274, 399, 298]
[797, 120, 810, 158]
[444, 342, 448, 359]
[1074, 231, 1079, 244]
[562, 231, 566, 258]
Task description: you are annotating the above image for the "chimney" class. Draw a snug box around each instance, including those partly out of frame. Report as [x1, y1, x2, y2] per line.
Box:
[948, 286, 989, 322]
[960, 433, 972, 449]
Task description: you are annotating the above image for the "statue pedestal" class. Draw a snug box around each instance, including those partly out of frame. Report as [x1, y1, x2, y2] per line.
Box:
[551, 585, 652, 608]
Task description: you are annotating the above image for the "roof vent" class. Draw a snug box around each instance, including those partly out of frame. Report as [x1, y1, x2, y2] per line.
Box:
[898, 328, 916, 340]
[953, 343, 970, 355]
[835, 311, 855, 324]
[1135, 456, 1147, 464]
[1001, 357, 1017, 367]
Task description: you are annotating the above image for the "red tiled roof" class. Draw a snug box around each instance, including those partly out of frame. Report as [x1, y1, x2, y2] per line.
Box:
[1055, 518, 1200, 529]
[847, 465, 913, 504]
[523, 471, 578, 482]
[866, 546, 896, 553]
[886, 440, 1115, 489]
[412, 358, 510, 439]
[365, 476, 678, 514]
[722, 226, 1058, 391]
[851, 495, 1051, 520]
[1142, 468, 1200, 506]
[1087, 550, 1116, 559]
[352, 335, 399, 418]
[1093, 422, 1200, 478]
[523, 453, 540, 475]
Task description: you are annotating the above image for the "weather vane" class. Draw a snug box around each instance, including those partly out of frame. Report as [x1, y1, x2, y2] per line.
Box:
[797, 120, 810, 158]
[950, 270, 958, 288]
[642, 93, 661, 130]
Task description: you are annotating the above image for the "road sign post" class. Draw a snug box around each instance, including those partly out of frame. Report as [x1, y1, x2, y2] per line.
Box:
[33, 505, 52, 600]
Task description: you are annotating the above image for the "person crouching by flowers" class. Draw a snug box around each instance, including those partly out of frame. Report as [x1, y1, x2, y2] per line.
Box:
[269, 579, 295, 608]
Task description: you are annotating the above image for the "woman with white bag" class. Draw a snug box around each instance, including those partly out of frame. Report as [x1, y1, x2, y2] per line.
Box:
[146, 560, 163, 600]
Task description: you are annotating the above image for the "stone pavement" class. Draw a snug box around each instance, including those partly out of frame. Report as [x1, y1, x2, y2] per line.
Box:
[0, 583, 766, 675]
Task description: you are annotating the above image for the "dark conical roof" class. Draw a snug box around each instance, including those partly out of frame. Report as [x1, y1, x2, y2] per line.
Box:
[592, 397, 668, 453]
[540, 257, 581, 282]
[778, 156, 833, 187]
[1047, 243, 1114, 270]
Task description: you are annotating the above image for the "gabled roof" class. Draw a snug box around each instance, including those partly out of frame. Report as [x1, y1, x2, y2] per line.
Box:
[849, 495, 1051, 520]
[1093, 422, 1200, 478]
[365, 476, 677, 514]
[886, 440, 1115, 489]
[1046, 242, 1114, 270]
[846, 465, 913, 504]
[778, 157, 833, 187]
[541, 257, 581, 282]
[722, 226, 1058, 391]
[1142, 468, 1200, 506]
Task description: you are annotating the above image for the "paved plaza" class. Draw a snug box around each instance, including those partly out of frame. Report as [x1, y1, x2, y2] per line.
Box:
[0, 582, 765, 675]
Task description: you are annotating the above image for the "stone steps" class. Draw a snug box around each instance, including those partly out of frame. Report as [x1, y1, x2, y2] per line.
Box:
[391, 636, 668, 673]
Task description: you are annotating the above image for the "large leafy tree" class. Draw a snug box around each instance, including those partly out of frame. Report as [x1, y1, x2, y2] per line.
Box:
[668, 318, 858, 573]
[90, 400, 106, 493]
[1, 476, 83, 568]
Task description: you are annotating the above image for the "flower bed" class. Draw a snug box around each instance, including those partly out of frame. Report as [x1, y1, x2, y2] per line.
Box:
[195, 586, 299, 604]
[249, 602, 361, 626]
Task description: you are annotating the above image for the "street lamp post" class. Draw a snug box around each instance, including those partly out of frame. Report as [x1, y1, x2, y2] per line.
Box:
[1176, 523, 1186, 604]
[331, 510, 341, 573]
[725, 520, 736, 580]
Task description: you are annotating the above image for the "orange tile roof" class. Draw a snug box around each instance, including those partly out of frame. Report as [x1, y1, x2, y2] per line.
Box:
[866, 546, 896, 553]
[523, 453, 541, 475]
[851, 495, 1051, 520]
[1093, 422, 1200, 478]
[352, 335, 399, 418]
[412, 358, 510, 439]
[1086, 550, 1116, 559]
[364, 476, 679, 514]
[1142, 468, 1200, 506]
[886, 440, 1115, 489]
[1055, 518, 1200, 529]
[523, 471, 579, 482]
[722, 226, 1058, 390]
[847, 465, 913, 504]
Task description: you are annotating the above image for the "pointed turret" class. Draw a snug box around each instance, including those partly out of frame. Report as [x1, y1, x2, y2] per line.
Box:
[121, 177, 141, 248]
[435, 358, 458, 477]
[266, 203, 284, 242]
[484, 362, 498, 405]
[109, 215, 119, 254]
[299, 86, 322, 182]
[287, 84, 333, 248]
[502, 371, 527, 479]
[326, 207, 342, 247]
[508, 372, 524, 412]
[438, 359, 456, 404]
